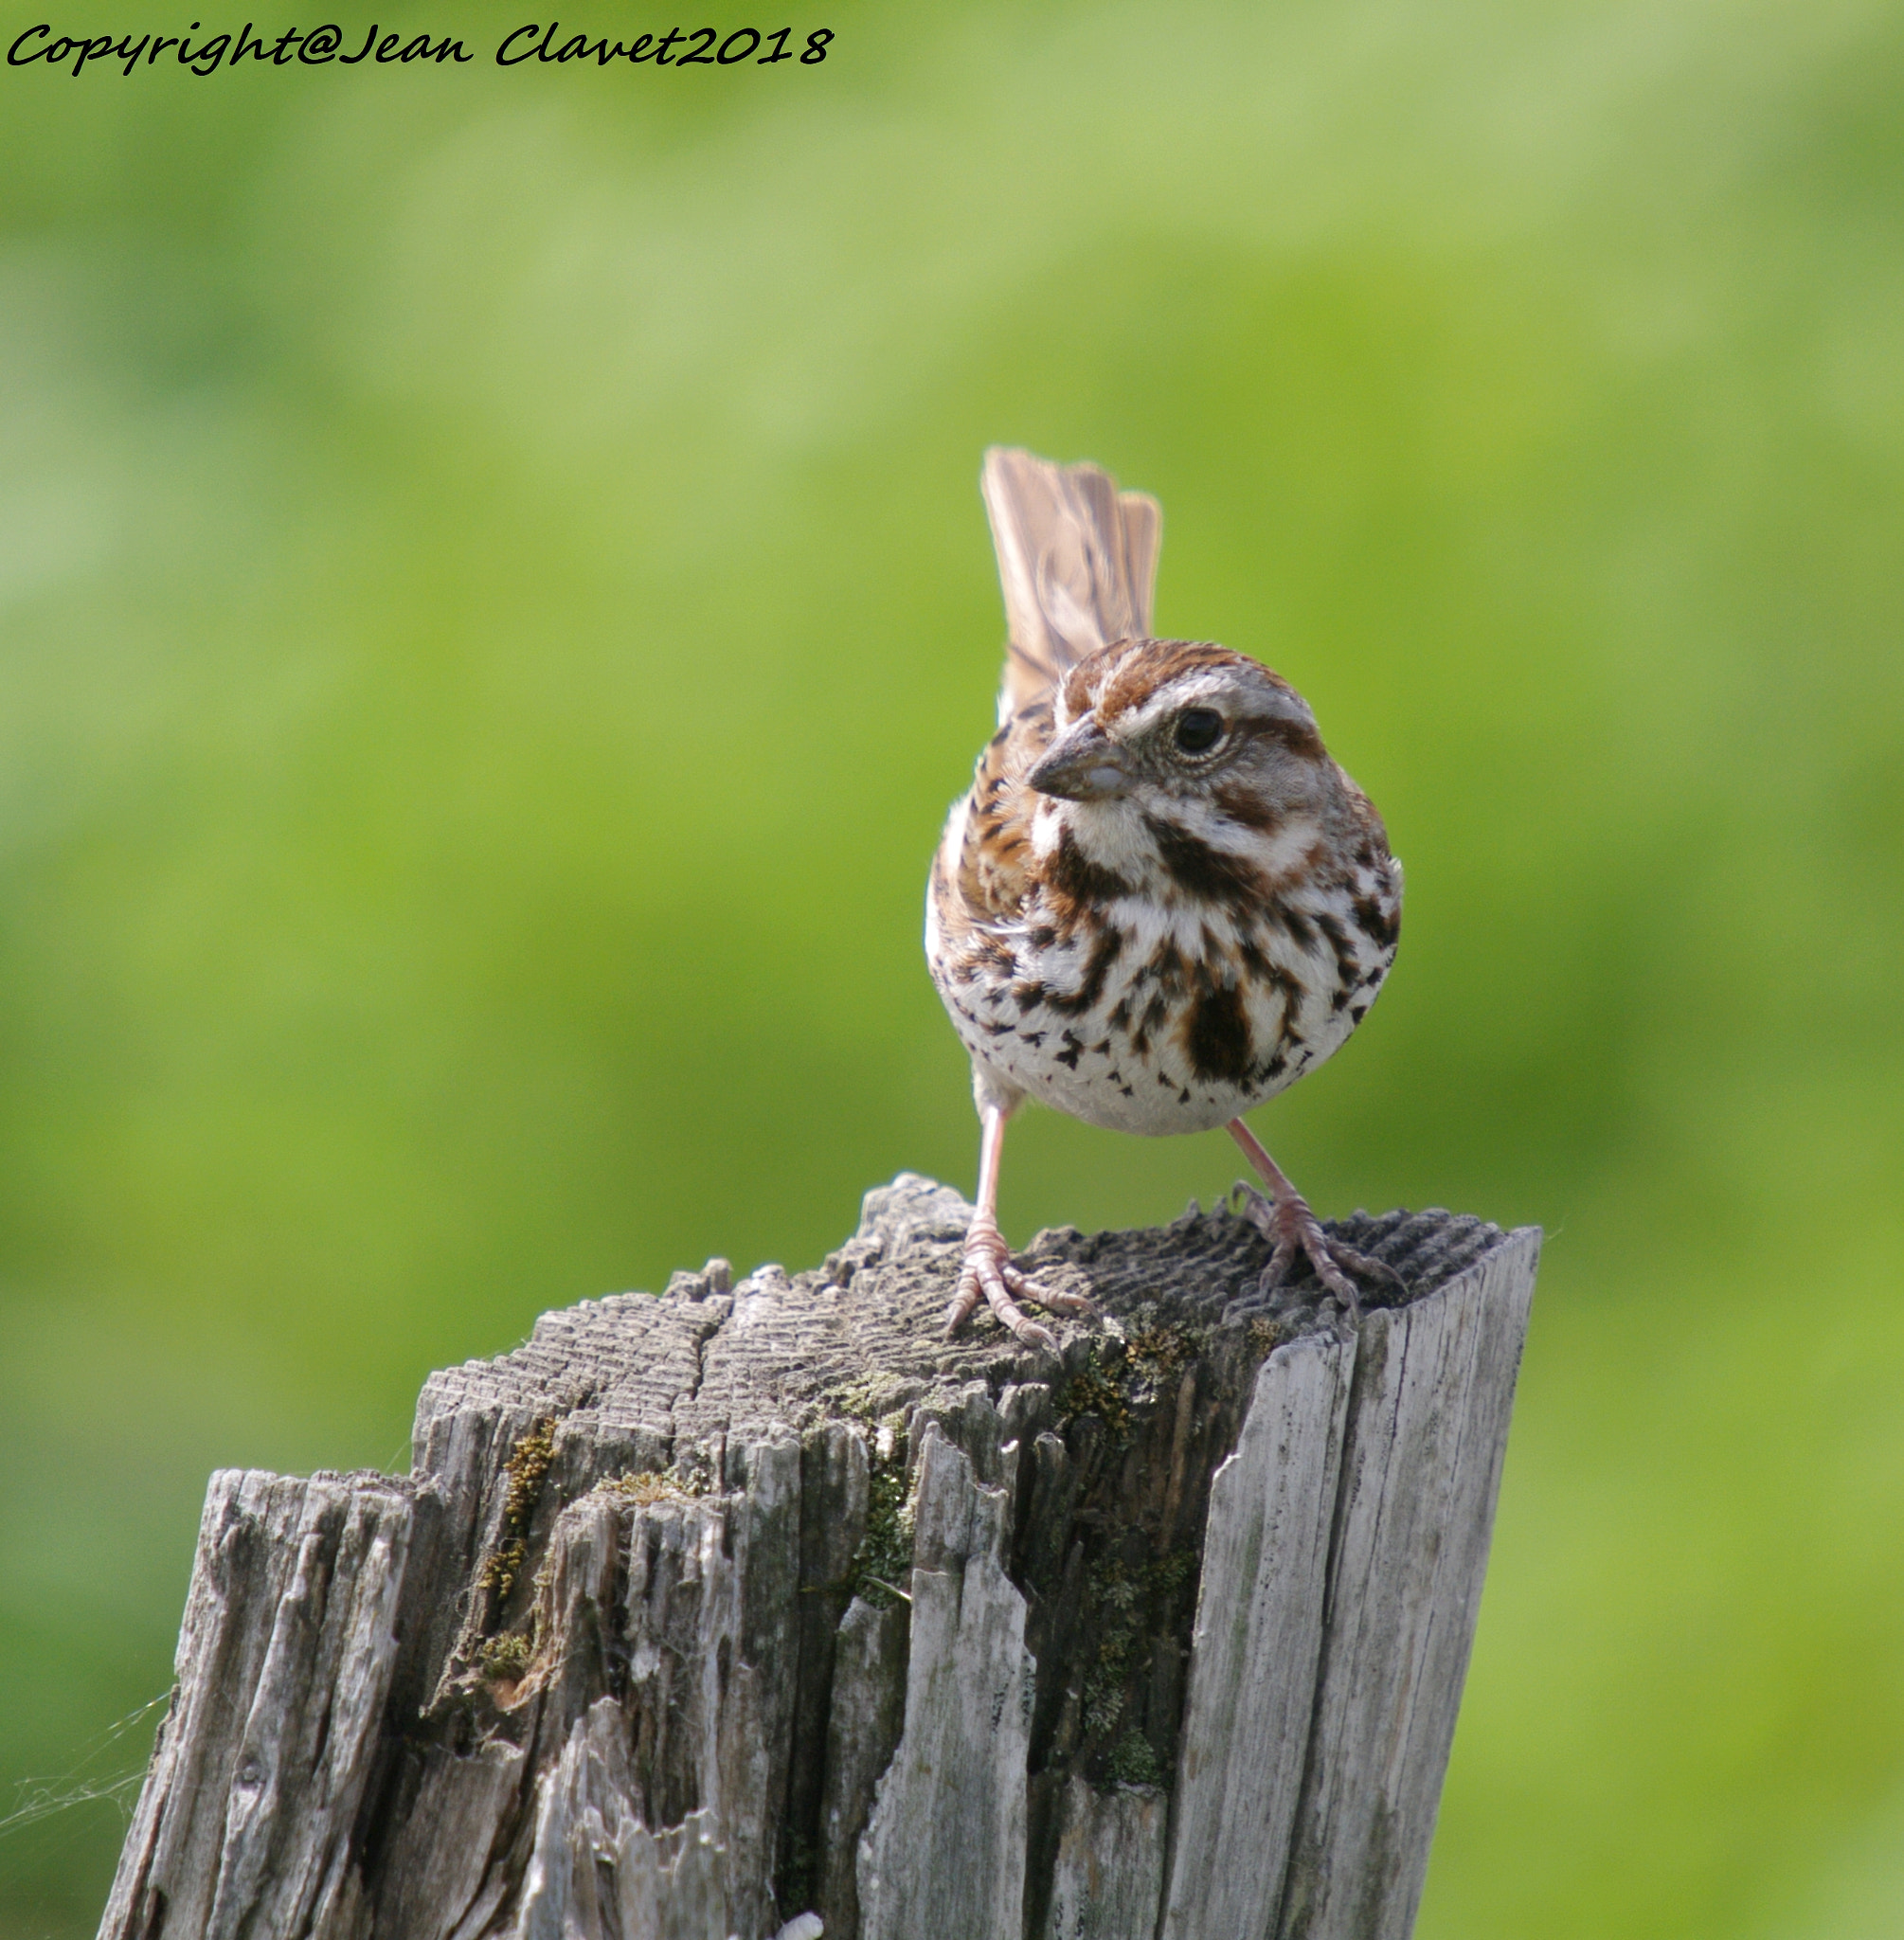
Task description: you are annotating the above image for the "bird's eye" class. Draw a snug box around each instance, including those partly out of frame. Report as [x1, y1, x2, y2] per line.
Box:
[1174, 708, 1224, 754]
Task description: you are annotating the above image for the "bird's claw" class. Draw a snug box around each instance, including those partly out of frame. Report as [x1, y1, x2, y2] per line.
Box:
[944, 1220, 1093, 1353]
[1232, 1182, 1407, 1322]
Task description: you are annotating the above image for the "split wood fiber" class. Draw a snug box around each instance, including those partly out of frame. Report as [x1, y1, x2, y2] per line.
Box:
[100, 1174, 1539, 1940]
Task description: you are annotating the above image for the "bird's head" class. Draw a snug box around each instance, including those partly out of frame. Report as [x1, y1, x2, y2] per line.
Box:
[1025, 638, 1332, 838]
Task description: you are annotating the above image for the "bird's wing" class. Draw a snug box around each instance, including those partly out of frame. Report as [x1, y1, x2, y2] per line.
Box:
[980, 447, 1161, 716]
[946, 697, 1055, 924]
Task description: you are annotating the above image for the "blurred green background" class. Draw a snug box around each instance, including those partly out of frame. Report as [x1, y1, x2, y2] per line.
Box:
[3, 0, 1902, 1931]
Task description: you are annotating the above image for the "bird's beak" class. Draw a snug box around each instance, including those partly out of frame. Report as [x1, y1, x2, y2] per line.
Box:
[1026, 719, 1131, 801]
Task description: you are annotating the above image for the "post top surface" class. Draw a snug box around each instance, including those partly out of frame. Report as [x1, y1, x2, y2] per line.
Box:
[412, 1174, 1529, 1477]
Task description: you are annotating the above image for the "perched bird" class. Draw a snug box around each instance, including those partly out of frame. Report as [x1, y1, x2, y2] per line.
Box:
[926, 448, 1405, 1350]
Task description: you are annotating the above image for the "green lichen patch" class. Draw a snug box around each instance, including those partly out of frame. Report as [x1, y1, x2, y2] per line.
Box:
[605, 1468, 701, 1507]
[829, 1374, 920, 1428]
[477, 1631, 533, 1682]
[852, 1444, 915, 1610]
[1079, 1548, 1194, 1777]
[478, 1416, 556, 1608]
[1105, 1728, 1165, 1788]
[479, 1537, 528, 1605]
[1058, 1306, 1213, 1439]
[1116, 1305, 1211, 1397]
[1056, 1347, 1132, 1437]
[501, 1418, 555, 1523]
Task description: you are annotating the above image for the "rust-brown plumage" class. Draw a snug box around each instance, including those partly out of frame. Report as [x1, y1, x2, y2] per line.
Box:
[925, 448, 1404, 1349]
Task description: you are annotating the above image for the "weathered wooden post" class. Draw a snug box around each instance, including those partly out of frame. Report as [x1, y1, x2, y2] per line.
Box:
[99, 1173, 1537, 1940]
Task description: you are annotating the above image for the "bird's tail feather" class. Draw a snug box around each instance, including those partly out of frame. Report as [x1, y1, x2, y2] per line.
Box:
[980, 446, 1161, 715]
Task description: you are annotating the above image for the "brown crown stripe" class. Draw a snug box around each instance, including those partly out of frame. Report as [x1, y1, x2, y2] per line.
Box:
[1094, 638, 1257, 722]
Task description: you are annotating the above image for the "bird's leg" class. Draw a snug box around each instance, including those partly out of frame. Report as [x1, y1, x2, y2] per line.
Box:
[1226, 1118, 1406, 1322]
[944, 1105, 1095, 1353]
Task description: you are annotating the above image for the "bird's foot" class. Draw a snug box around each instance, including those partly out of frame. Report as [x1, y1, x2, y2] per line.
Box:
[943, 1216, 1094, 1353]
[1231, 1183, 1407, 1322]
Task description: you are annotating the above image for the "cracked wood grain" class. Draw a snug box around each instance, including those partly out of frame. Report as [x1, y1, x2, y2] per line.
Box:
[99, 1176, 1537, 1940]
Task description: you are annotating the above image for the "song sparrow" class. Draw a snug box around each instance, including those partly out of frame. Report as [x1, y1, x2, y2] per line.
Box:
[926, 448, 1404, 1351]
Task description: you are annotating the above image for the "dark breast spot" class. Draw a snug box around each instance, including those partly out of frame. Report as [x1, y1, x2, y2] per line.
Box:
[1141, 936, 1188, 992]
[1043, 922, 1127, 1016]
[1182, 983, 1253, 1085]
[1143, 816, 1266, 907]
[1133, 991, 1171, 1052]
[1313, 907, 1359, 982]
[1049, 827, 1133, 905]
[1265, 961, 1306, 1012]
[1352, 894, 1400, 950]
